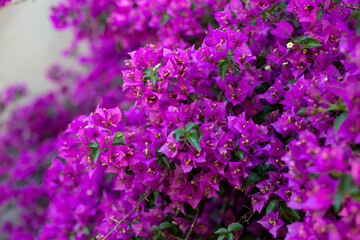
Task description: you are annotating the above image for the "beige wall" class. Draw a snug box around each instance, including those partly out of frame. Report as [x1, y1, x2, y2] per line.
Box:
[0, 0, 73, 95]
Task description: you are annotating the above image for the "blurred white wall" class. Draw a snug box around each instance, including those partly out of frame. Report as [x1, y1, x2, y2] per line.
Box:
[0, 0, 73, 95]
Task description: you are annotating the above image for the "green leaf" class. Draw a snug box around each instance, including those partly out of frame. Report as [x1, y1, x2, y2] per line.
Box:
[241, 172, 261, 191]
[112, 138, 126, 145]
[153, 230, 161, 240]
[316, 9, 324, 21]
[303, 38, 322, 49]
[294, 35, 308, 45]
[287, 78, 297, 85]
[187, 133, 201, 152]
[82, 227, 90, 235]
[90, 148, 101, 163]
[350, 9, 360, 35]
[226, 232, 234, 240]
[279, 204, 301, 223]
[255, 161, 275, 176]
[227, 49, 235, 60]
[159, 221, 173, 229]
[114, 131, 125, 139]
[326, 103, 338, 112]
[125, 166, 134, 175]
[158, 154, 175, 170]
[234, 139, 239, 148]
[185, 122, 199, 132]
[266, 199, 279, 214]
[349, 184, 360, 195]
[245, 62, 252, 71]
[351, 192, 360, 202]
[150, 76, 157, 85]
[147, 190, 160, 209]
[97, 12, 110, 33]
[173, 128, 185, 141]
[283, 85, 290, 91]
[87, 142, 98, 148]
[188, 129, 198, 134]
[143, 67, 152, 76]
[234, 149, 244, 160]
[350, 10, 360, 21]
[191, 2, 196, 11]
[214, 228, 228, 235]
[356, 22, 360, 36]
[296, 108, 306, 116]
[143, 67, 152, 75]
[161, 13, 172, 25]
[334, 173, 353, 213]
[113, 131, 126, 145]
[150, 75, 157, 85]
[219, 60, 229, 80]
[188, 93, 198, 102]
[57, 156, 67, 165]
[227, 222, 243, 232]
[143, 67, 158, 85]
[334, 112, 348, 134]
[150, 225, 159, 232]
[217, 235, 226, 240]
[255, 55, 266, 69]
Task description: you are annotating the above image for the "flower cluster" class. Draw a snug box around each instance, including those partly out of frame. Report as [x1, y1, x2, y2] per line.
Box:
[0, 83, 26, 114]
[0, 0, 222, 238]
[1, 0, 360, 239]
[51, 0, 225, 50]
[0, 0, 10, 7]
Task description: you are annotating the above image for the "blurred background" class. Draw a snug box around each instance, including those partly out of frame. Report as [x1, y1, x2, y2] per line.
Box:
[0, 1, 75, 232]
[0, 0, 73, 96]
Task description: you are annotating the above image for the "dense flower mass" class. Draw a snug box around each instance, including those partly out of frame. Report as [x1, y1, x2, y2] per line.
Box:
[0, 0, 360, 239]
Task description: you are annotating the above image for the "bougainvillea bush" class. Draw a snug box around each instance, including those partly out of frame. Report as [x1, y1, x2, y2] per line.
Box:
[1, 0, 360, 239]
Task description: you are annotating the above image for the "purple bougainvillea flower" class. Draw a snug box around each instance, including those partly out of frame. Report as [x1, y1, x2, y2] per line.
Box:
[250, 193, 267, 213]
[204, 98, 227, 122]
[337, 113, 360, 143]
[92, 106, 122, 128]
[270, 19, 294, 39]
[179, 184, 203, 209]
[302, 175, 338, 211]
[158, 133, 182, 159]
[258, 212, 285, 238]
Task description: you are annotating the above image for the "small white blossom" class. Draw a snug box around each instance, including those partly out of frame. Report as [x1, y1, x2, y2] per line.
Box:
[287, 42, 294, 49]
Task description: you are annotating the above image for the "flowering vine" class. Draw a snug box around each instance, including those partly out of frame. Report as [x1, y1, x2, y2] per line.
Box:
[0, 0, 360, 239]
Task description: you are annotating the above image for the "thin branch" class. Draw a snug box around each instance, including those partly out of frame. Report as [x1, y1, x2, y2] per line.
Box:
[110, 217, 119, 223]
[342, 4, 360, 10]
[184, 198, 206, 240]
[339, 0, 360, 10]
[245, 211, 255, 224]
[161, 232, 184, 240]
[102, 173, 169, 240]
[176, 116, 185, 129]
[238, 209, 254, 223]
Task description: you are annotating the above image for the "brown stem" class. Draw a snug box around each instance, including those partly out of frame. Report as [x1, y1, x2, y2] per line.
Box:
[184, 198, 206, 240]
[161, 232, 184, 240]
[237, 209, 254, 224]
[339, 1, 360, 10]
[218, 90, 225, 101]
[102, 173, 169, 240]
